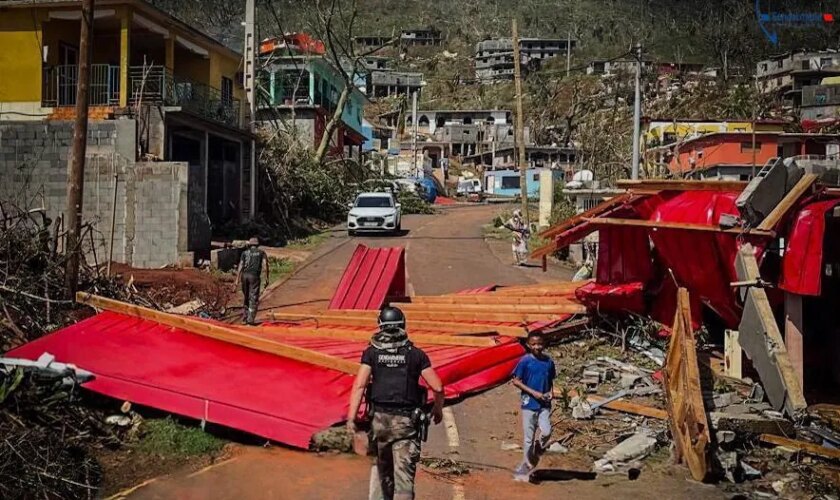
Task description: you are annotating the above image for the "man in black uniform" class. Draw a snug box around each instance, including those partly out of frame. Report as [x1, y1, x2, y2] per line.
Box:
[234, 237, 269, 325]
[346, 306, 444, 500]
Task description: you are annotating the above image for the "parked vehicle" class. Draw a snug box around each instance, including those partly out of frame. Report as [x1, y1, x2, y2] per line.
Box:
[347, 192, 402, 236]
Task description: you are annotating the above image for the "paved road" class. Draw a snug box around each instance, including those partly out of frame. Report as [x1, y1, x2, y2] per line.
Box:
[123, 205, 722, 500]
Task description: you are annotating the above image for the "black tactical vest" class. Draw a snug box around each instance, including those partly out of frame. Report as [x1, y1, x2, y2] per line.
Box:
[368, 345, 424, 410]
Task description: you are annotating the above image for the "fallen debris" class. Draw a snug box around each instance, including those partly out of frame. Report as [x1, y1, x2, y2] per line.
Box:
[759, 434, 840, 461]
[593, 429, 658, 473]
[663, 288, 711, 482]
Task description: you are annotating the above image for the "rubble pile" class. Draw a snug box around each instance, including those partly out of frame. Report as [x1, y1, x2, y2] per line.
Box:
[542, 332, 840, 497]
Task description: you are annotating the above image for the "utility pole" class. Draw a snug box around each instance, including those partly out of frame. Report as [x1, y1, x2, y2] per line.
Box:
[566, 30, 571, 77]
[244, 0, 257, 217]
[64, 0, 95, 297]
[751, 74, 758, 179]
[411, 89, 419, 177]
[631, 42, 642, 180]
[512, 19, 528, 223]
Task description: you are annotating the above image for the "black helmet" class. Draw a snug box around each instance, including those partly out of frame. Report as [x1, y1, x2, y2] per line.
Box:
[378, 306, 406, 330]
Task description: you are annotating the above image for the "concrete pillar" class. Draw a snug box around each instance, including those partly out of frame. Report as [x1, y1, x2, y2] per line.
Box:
[784, 292, 805, 391]
[119, 8, 132, 107]
[538, 168, 554, 228]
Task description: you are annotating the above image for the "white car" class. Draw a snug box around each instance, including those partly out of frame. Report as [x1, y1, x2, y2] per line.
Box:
[347, 192, 402, 236]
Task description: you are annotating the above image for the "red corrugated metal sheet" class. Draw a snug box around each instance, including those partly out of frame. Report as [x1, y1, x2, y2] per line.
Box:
[780, 198, 840, 296]
[7, 312, 525, 449]
[329, 245, 406, 310]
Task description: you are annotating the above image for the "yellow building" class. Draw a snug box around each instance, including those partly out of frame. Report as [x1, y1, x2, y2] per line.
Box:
[0, 0, 245, 121]
[0, 0, 256, 268]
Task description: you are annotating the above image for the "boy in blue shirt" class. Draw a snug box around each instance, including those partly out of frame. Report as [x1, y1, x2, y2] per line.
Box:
[511, 331, 556, 481]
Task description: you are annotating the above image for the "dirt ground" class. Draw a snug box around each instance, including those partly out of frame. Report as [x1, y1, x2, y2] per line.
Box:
[106, 204, 735, 500]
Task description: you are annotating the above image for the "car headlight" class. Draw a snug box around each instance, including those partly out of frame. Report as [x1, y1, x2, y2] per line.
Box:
[348, 212, 358, 219]
[384, 213, 395, 220]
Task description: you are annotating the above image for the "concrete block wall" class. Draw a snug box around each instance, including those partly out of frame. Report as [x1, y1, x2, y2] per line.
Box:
[0, 120, 198, 269]
[130, 162, 189, 268]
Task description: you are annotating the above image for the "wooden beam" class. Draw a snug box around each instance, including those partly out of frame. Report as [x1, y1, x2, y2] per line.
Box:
[783, 293, 804, 391]
[269, 312, 528, 336]
[410, 295, 582, 306]
[256, 325, 498, 347]
[663, 288, 711, 482]
[76, 293, 359, 374]
[394, 302, 588, 314]
[587, 395, 668, 420]
[759, 434, 840, 461]
[756, 174, 819, 231]
[586, 217, 775, 236]
[539, 193, 632, 238]
[617, 179, 748, 191]
[487, 280, 589, 295]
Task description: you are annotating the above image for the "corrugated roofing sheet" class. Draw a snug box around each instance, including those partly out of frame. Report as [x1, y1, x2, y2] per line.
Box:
[328, 245, 406, 310]
[7, 311, 524, 449]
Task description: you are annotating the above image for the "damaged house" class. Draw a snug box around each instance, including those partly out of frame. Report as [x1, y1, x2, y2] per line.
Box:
[0, 0, 255, 268]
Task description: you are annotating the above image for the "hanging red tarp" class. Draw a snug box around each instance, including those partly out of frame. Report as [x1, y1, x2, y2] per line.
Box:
[6, 312, 524, 449]
[329, 245, 406, 310]
[780, 198, 840, 296]
[595, 225, 653, 284]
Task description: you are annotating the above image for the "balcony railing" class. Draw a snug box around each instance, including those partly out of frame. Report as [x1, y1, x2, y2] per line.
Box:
[128, 66, 241, 128]
[42, 64, 120, 107]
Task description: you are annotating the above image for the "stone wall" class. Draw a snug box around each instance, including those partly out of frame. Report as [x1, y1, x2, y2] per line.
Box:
[0, 120, 198, 268]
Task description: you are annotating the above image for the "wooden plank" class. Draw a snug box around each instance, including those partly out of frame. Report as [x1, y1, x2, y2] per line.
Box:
[269, 312, 529, 336]
[724, 329, 743, 380]
[486, 280, 589, 295]
[663, 288, 711, 482]
[539, 193, 631, 238]
[411, 295, 581, 305]
[757, 174, 819, 231]
[256, 326, 498, 347]
[617, 179, 748, 191]
[586, 395, 668, 420]
[759, 434, 840, 461]
[76, 293, 360, 374]
[784, 293, 804, 391]
[586, 217, 775, 237]
[394, 302, 588, 314]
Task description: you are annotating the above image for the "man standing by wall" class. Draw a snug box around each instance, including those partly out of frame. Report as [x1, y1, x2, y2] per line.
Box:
[235, 237, 269, 325]
[346, 306, 445, 500]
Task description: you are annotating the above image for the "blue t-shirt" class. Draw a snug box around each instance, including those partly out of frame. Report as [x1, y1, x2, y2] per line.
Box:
[512, 353, 556, 410]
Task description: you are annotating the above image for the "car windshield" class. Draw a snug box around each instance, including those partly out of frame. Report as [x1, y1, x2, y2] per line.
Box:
[356, 196, 393, 208]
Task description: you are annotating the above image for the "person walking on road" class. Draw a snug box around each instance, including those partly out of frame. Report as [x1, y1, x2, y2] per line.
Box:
[346, 306, 445, 500]
[505, 209, 530, 266]
[511, 331, 556, 482]
[235, 237, 269, 325]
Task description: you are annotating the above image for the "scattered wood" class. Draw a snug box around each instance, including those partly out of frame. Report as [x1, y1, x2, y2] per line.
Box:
[269, 312, 529, 336]
[394, 302, 588, 315]
[709, 412, 795, 437]
[756, 173, 819, 231]
[255, 325, 497, 347]
[76, 293, 360, 374]
[663, 287, 711, 482]
[410, 295, 580, 305]
[759, 434, 840, 461]
[585, 217, 774, 237]
[586, 395, 668, 420]
[616, 179, 748, 192]
[538, 193, 632, 239]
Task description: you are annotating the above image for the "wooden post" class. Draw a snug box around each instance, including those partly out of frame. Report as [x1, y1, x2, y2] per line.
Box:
[724, 329, 742, 379]
[119, 7, 131, 107]
[64, 0, 95, 297]
[784, 293, 804, 391]
[512, 19, 528, 225]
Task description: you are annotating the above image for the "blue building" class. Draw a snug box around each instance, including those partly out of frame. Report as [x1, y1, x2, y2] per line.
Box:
[483, 168, 562, 198]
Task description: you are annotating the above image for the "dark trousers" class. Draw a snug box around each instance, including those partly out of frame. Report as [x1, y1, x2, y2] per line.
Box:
[241, 272, 261, 324]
